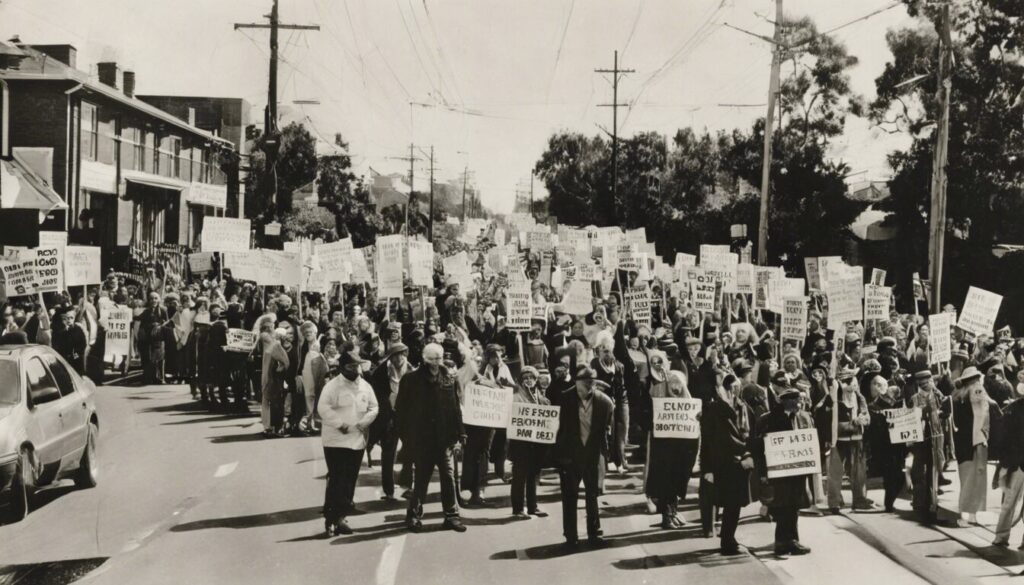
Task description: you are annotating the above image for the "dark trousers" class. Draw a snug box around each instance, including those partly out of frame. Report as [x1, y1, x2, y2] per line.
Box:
[490, 429, 508, 477]
[771, 505, 800, 547]
[720, 505, 741, 548]
[511, 451, 542, 514]
[407, 447, 460, 520]
[461, 426, 495, 496]
[610, 401, 629, 467]
[323, 446, 363, 523]
[380, 429, 399, 497]
[699, 477, 716, 533]
[879, 452, 907, 509]
[559, 462, 601, 541]
[911, 444, 938, 513]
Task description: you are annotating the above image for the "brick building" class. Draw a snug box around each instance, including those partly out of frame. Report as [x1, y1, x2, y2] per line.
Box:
[0, 40, 239, 272]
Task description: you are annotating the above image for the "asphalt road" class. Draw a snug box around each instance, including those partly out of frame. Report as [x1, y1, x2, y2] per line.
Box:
[0, 381, 1007, 585]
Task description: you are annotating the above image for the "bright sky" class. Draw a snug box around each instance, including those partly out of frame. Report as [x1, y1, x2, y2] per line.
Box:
[0, 0, 917, 214]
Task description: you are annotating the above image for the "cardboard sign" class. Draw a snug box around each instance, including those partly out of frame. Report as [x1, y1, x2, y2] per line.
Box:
[929, 312, 953, 364]
[826, 275, 863, 328]
[883, 408, 924, 444]
[870, 268, 886, 286]
[375, 234, 405, 299]
[463, 383, 514, 428]
[528, 230, 553, 252]
[260, 250, 301, 287]
[958, 286, 1002, 336]
[407, 240, 434, 287]
[690, 268, 717, 312]
[817, 256, 843, 291]
[781, 297, 808, 342]
[443, 252, 472, 291]
[225, 251, 260, 282]
[616, 244, 639, 272]
[625, 286, 652, 329]
[226, 328, 258, 352]
[201, 217, 251, 253]
[559, 279, 593, 316]
[506, 285, 532, 331]
[508, 403, 560, 444]
[104, 306, 133, 357]
[188, 252, 214, 274]
[769, 277, 805, 314]
[735, 263, 755, 294]
[651, 398, 701, 439]
[701, 248, 738, 292]
[28, 246, 62, 293]
[264, 221, 281, 236]
[764, 428, 821, 479]
[315, 239, 354, 277]
[804, 257, 820, 290]
[37, 232, 66, 291]
[65, 246, 102, 287]
[864, 284, 891, 322]
[0, 255, 37, 296]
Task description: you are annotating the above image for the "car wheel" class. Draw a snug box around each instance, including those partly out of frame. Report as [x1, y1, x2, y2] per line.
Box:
[74, 422, 99, 489]
[4, 450, 34, 523]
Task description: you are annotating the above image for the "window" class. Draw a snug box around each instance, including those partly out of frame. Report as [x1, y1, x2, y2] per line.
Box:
[81, 102, 98, 161]
[142, 131, 156, 174]
[0, 359, 20, 405]
[120, 126, 142, 171]
[25, 357, 61, 405]
[44, 355, 77, 398]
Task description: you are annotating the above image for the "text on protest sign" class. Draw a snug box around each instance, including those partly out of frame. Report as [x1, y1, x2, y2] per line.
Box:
[883, 408, 924, 444]
[0, 255, 37, 297]
[764, 428, 821, 479]
[616, 243, 639, 272]
[508, 403, 560, 444]
[29, 246, 62, 293]
[651, 398, 701, 439]
[104, 307, 133, 357]
[226, 328, 258, 353]
[928, 312, 953, 364]
[225, 251, 260, 282]
[443, 252, 472, 291]
[407, 240, 434, 287]
[826, 275, 863, 328]
[624, 286, 652, 329]
[188, 252, 214, 274]
[375, 235, 405, 299]
[781, 297, 809, 342]
[65, 246, 102, 287]
[768, 277, 805, 314]
[689, 267, 717, 312]
[864, 284, 891, 322]
[315, 239, 354, 281]
[463, 384, 514, 428]
[201, 217, 251, 253]
[804, 258, 820, 290]
[870, 268, 887, 286]
[505, 285, 532, 331]
[957, 286, 1002, 336]
[559, 279, 593, 316]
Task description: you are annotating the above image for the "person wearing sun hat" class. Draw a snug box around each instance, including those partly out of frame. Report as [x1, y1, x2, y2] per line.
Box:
[508, 365, 551, 520]
[817, 366, 874, 514]
[909, 368, 949, 524]
[951, 366, 996, 527]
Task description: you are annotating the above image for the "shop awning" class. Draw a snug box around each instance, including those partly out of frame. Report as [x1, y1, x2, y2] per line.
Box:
[122, 171, 187, 193]
[0, 154, 67, 220]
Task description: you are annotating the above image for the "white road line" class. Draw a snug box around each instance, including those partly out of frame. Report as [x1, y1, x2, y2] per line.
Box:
[214, 462, 238, 478]
[375, 535, 407, 585]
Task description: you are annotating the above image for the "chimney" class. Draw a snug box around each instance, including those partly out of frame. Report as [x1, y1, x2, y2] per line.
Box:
[97, 61, 118, 89]
[122, 70, 135, 98]
[32, 44, 77, 69]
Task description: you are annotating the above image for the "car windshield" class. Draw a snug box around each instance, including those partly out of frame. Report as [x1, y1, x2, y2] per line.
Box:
[0, 358, 19, 405]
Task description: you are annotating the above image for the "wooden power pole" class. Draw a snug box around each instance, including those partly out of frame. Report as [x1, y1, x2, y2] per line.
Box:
[596, 50, 634, 221]
[928, 3, 953, 309]
[756, 0, 783, 266]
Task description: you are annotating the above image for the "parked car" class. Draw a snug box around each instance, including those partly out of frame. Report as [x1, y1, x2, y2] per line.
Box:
[0, 344, 99, 522]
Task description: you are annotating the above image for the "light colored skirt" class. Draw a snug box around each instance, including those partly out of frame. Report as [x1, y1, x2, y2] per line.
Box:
[958, 444, 988, 514]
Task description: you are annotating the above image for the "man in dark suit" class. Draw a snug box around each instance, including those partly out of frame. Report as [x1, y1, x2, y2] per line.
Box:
[368, 342, 411, 501]
[555, 366, 614, 548]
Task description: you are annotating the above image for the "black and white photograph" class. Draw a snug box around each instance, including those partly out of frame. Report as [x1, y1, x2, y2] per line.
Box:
[0, 0, 1023, 583]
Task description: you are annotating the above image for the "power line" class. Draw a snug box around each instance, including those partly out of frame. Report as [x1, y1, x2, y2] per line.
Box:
[546, 0, 576, 103]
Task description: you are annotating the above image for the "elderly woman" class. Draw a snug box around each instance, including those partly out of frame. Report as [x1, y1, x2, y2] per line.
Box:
[953, 366, 997, 526]
[509, 366, 552, 519]
[644, 360, 700, 530]
[592, 330, 630, 474]
[298, 322, 329, 435]
[261, 326, 291, 438]
[704, 373, 755, 555]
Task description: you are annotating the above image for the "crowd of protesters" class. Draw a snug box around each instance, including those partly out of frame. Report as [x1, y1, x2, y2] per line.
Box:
[4, 239, 1024, 556]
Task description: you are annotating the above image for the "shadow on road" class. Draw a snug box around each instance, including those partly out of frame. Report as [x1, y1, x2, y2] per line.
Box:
[208, 433, 266, 444]
[613, 547, 756, 570]
[0, 557, 108, 584]
[162, 413, 256, 426]
[489, 526, 697, 560]
[170, 505, 324, 532]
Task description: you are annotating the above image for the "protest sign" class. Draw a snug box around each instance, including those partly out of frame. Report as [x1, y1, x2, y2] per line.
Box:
[817, 256, 843, 291]
[260, 250, 301, 287]
[65, 246, 102, 287]
[0, 254, 37, 296]
[735, 263, 755, 295]
[929, 312, 953, 364]
[188, 252, 214, 274]
[768, 277, 805, 313]
[625, 227, 647, 245]
[201, 217, 251, 253]
[349, 248, 371, 284]
[870, 268, 887, 286]
[559, 279, 593, 315]
[443, 252, 472, 291]
[463, 384, 514, 428]
[651, 398, 701, 439]
[883, 408, 924, 444]
[690, 268, 717, 312]
[700, 248, 738, 292]
[864, 284, 892, 322]
[104, 306, 133, 357]
[315, 239, 354, 278]
[508, 403, 560, 444]
[506, 285, 532, 331]
[781, 297, 809, 342]
[528, 230, 553, 252]
[407, 240, 434, 287]
[764, 428, 821, 479]
[625, 286, 652, 329]
[27, 245, 62, 293]
[375, 235, 405, 298]
[226, 328, 258, 353]
[225, 251, 260, 282]
[826, 276, 862, 327]
[957, 286, 1002, 336]
[804, 258, 820, 290]
[616, 244, 639, 272]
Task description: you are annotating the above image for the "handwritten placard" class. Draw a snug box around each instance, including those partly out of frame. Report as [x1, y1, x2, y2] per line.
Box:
[508, 403, 560, 444]
[463, 384, 514, 428]
[651, 398, 701, 439]
[764, 428, 821, 478]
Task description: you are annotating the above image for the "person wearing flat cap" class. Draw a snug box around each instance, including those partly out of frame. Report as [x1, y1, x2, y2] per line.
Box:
[951, 366, 998, 527]
[508, 366, 552, 520]
[908, 369, 949, 524]
[318, 349, 378, 536]
[554, 365, 614, 548]
[816, 366, 874, 514]
[752, 376, 816, 557]
[368, 342, 411, 501]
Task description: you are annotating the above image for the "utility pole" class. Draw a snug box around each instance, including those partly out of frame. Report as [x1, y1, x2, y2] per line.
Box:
[387, 144, 419, 235]
[461, 165, 469, 223]
[530, 173, 535, 220]
[756, 0, 783, 266]
[928, 2, 953, 309]
[428, 146, 436, 242]
[235, 0, 318, 217]
[596, 50, 634, 221]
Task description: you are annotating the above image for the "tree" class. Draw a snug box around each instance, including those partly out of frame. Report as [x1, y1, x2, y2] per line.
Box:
[245, 122, 318, 221]
[317, 134, 383, 247]
[533, 132, 612, 226]
[280, 205, 336, 241]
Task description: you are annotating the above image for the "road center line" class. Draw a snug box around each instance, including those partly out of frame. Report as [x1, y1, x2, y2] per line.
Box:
[214, 462, 238, 478]
[375, 535, 407, 585]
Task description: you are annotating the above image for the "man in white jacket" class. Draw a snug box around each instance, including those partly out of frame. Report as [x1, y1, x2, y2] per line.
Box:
[319, 350, 379, 536]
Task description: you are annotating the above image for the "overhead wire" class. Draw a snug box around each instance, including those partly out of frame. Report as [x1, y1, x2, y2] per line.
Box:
[545, 0, 576, 103]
